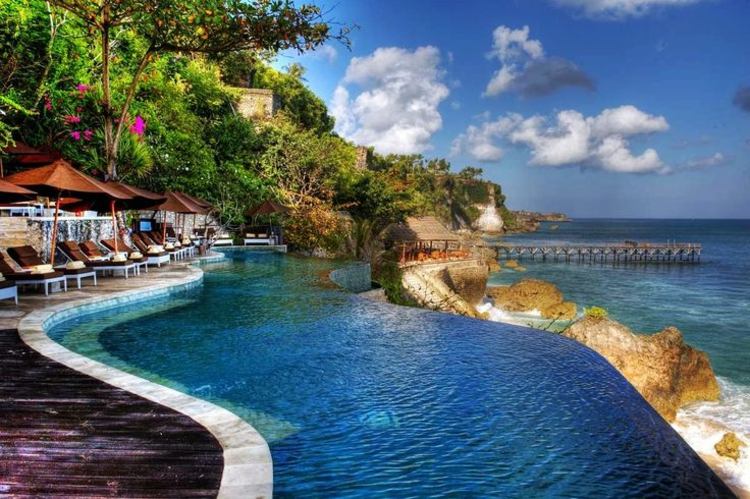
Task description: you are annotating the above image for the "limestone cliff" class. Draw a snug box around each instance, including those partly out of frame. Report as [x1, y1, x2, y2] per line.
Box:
[564, 317, 720, 422]
[472, 186, 504, 233]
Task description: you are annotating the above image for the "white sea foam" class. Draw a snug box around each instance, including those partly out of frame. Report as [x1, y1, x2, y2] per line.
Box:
[672, 377, 750, 493]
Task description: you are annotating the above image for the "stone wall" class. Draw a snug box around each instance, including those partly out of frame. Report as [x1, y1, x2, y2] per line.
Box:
[235, 88, 278, 120]
[438, 260, 488, 305]
[354, 146, 369, 170]
[329, 263, 372, 293]
[401, 259, 488, 318]
[1, 217, 116, 262]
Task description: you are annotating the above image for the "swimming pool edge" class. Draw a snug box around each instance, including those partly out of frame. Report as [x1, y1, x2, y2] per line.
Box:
[16, 258, 273, 499]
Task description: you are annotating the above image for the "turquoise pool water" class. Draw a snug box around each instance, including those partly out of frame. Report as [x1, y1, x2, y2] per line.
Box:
[50, 250, 733, 497]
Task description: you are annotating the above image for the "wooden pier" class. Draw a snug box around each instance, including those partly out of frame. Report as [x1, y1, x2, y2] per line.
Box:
[488, 242, 702, 264]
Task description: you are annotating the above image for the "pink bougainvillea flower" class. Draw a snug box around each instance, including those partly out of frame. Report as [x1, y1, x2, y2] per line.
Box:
[70, 131, 81, 141]
[43, 96, 53, 112]
[64, 114, 81, 125]
[83, 129, 94, 141]
[129, 115, 146, 136]
[75, 83, 90, 96]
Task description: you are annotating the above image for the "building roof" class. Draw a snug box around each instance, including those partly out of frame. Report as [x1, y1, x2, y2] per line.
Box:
[384, 216, 459, 242]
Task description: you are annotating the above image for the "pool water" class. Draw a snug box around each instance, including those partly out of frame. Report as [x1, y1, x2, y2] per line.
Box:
[50, 251, 733, 497]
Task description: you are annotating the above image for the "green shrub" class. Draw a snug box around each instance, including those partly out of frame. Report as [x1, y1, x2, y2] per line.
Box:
[584, 306, 609, 319]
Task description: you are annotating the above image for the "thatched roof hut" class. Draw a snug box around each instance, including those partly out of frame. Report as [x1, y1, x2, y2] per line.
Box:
[384, 216, 459, 242]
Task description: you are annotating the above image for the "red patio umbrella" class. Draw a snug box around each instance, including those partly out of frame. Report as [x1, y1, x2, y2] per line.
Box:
[5, 159, 130, 262]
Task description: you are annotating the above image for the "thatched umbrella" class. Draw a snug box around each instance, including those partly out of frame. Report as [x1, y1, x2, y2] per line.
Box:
[148, 191, 204, 243]
[0, 178, 36, 202]
[171, 192, 211, 238]
[5, 159, 130, 262]
[246, 200, 289, 241]
[246, 199, 289, 218]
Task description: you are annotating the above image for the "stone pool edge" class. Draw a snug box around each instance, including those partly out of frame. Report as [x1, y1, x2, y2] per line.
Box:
[16, 258, 273, 499]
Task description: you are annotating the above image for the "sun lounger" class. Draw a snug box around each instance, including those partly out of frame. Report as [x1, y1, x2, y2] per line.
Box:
[97, 239, 149, 275]
[213, 232, 234, 246]
[62, 240, 140, 280]
[139, 232, 189, 261]
[126, 235, 170, 267]
[243, 232, 274, 246]
[8, 245, 95, 289]
[0, 254, 67, 295]
[0, 279, 18, 304]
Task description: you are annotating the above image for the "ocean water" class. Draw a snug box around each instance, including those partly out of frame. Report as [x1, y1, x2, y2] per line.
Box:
[487, 218, 750, 490]
[49, 251, 733, 497]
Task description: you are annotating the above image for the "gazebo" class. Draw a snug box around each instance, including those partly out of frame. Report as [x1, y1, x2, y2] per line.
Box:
[384, 216, 465, 264]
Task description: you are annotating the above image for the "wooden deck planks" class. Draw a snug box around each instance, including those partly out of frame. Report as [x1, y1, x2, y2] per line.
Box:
[0, 328, 223, 497]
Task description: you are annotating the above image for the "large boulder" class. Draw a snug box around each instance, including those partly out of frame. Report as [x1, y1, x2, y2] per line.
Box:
[715, 432, 746, 461]
[487, 279, 576, 319]
[563, 317, 720, 422]
[541, 301, 577, 321]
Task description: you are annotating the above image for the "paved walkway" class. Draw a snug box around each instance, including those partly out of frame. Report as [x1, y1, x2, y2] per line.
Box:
[0, 263, 224, 497]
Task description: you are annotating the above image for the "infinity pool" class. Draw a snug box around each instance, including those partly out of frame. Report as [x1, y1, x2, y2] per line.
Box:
[50, 250, 732, 497]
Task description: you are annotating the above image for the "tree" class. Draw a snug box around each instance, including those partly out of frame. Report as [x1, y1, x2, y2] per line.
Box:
[49, 0, 349, 179]
[458, 166, 483, 180]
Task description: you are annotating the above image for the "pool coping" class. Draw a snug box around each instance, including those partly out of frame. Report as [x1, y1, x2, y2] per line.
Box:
[15, 255, 273, 498]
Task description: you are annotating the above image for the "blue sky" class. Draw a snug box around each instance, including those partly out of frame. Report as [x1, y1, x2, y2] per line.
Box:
[278, 0, 750, 218]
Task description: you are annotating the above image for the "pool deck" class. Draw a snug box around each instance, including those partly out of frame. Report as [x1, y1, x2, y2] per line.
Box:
[0, 256, 272, 498]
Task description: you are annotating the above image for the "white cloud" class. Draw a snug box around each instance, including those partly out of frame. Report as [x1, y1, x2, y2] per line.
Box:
[453, 105, 672, 174]
[451, 114, 522, 161]
[552, 0, 703, 19]
[310, 44, 338, 63]
[683, 152, 729, 170]
[484, 25, 593, 98]
[330, 46, 449, 155]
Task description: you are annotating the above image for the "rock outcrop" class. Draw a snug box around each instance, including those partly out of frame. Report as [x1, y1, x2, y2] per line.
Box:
[563, 317, 720, 422]
[715, 432, 746, 461]
[487, 279, 577, 320]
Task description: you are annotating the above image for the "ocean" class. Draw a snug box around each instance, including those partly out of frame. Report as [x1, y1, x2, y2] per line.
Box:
[486, 218, 750, 492]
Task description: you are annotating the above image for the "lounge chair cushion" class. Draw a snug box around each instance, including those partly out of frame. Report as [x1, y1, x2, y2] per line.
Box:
[11, 271, 64, 281]
[112, 253, 128, 262]
[31, 264, 54, 274]
[8, 246, 45, 268]
[147, 245, 165, 254]
[129, 252, 143, 260]
[63, 267, 93, 275]
[66, 261, 86, 270]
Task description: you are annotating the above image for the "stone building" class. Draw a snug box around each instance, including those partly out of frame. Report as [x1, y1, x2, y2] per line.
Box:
[235, 88, 279, 120]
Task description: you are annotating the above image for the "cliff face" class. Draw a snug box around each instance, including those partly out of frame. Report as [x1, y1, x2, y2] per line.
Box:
[472, 186, 504, 233]
[564, 317, 720, 422]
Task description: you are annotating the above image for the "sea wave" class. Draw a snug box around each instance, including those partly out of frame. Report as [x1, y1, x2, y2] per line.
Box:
[673, 377, 750, 494]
